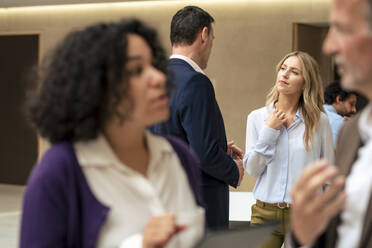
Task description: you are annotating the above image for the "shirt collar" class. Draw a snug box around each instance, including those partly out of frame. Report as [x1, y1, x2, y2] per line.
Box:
[324, 104, 338, 114]
[146, 131, 174, 172]
[74, 131, 173, 171]
[170, 54, 205, 75]
[267, 102, 303, 121]
[358, 103, 372, 143]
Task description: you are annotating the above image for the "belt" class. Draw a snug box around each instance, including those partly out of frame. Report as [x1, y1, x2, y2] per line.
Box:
[256, 200, 291, 209]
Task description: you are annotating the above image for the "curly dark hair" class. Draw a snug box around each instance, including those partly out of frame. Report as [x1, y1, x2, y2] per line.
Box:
[324, 80, 358, 105]
[27, 19, 168, 143]
[170, 6, 214, 46]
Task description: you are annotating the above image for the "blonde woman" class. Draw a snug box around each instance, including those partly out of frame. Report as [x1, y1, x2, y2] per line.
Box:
[243, 51, 334, 247]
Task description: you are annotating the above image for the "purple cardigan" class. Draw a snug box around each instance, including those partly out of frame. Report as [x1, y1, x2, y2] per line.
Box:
[20, 136, 203, 248]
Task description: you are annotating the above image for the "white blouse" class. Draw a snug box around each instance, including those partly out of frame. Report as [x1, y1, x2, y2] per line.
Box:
[74, 131, 205, 248]
[243, 104, 335, 203]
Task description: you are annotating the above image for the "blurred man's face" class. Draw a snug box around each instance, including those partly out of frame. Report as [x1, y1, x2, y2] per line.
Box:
[335, 94, 357, 117]
[323, 0, 372, 96]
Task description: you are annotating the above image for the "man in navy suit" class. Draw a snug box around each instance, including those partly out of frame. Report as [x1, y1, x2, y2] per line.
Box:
[151, 6, 244, 229]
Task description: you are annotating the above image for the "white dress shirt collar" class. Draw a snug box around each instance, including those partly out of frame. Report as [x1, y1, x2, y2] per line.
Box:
[76, 130, 173, 173]
[170, 54, 205, 75]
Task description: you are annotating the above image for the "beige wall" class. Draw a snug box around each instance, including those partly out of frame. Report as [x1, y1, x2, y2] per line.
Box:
[0, 0, 331, 191]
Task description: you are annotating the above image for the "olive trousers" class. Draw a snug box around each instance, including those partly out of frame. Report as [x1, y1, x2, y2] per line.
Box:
[250, 201, 290, 248]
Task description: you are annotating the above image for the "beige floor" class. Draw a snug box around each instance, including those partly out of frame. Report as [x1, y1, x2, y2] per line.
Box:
[0, 184, 25, 248]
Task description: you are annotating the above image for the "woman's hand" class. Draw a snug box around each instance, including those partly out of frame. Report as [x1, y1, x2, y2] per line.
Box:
[143, 214, 186, 248]
[265, 109, 287, 130]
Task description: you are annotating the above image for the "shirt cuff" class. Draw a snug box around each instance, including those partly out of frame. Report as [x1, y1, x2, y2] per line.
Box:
[120, 233, 143, 248]
[258, 126, 280, 145]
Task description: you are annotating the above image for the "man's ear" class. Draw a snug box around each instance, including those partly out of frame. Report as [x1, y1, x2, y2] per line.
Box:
[200, 27, 209, 43]
[336, 95, 342, 103]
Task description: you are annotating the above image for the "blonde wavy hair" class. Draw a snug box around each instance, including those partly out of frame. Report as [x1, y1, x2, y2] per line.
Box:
[266, 51, 325, 151]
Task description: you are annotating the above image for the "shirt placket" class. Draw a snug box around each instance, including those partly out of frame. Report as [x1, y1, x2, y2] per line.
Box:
[136, 175, 166, 216]
[282, 117, 301, 202]
[143, 151, 168, 216]
[279, 126, 289, 202]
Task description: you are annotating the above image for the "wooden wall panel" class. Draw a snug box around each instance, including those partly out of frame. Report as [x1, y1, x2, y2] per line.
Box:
[0, 34, 39, 185]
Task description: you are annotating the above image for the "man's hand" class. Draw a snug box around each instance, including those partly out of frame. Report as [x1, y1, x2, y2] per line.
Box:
[227, 141, 244, 186]
[143, 214, 186, 248]
[265, 109, 287, 130]
[290, 160, 347, 245]
[227, 141, 243, 159]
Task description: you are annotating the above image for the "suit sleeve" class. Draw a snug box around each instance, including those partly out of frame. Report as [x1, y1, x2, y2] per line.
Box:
[178, 74, 239, 187]
[20, 163, 67, 248]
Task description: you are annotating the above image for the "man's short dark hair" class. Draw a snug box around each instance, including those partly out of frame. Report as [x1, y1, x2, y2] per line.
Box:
[27, 19, 167, 143]
[170, 6, 214, 46]
[324, 80, 358, 104]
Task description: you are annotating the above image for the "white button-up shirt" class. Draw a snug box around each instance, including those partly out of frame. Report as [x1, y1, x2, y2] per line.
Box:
[337, 104, 372, 248]
[243, 104, 334, 203]
[74, 131, 204, 248]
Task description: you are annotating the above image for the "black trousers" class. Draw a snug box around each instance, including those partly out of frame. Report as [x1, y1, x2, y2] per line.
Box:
[202, 184, 229, 230]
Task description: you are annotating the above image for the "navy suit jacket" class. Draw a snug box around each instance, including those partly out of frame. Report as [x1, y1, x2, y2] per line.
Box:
[151, 58, 239, 188]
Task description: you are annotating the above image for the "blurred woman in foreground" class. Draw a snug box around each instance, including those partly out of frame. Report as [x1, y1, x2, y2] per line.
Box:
[20, 19, 204, 248]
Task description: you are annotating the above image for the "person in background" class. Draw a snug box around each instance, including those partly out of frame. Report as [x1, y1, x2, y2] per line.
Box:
[151, 6, 244, 230]
[324, 80, 357, 145]
[288, 0, 372, 246]
[243, 51, 334, 248]
[20, 19, 205, 248]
